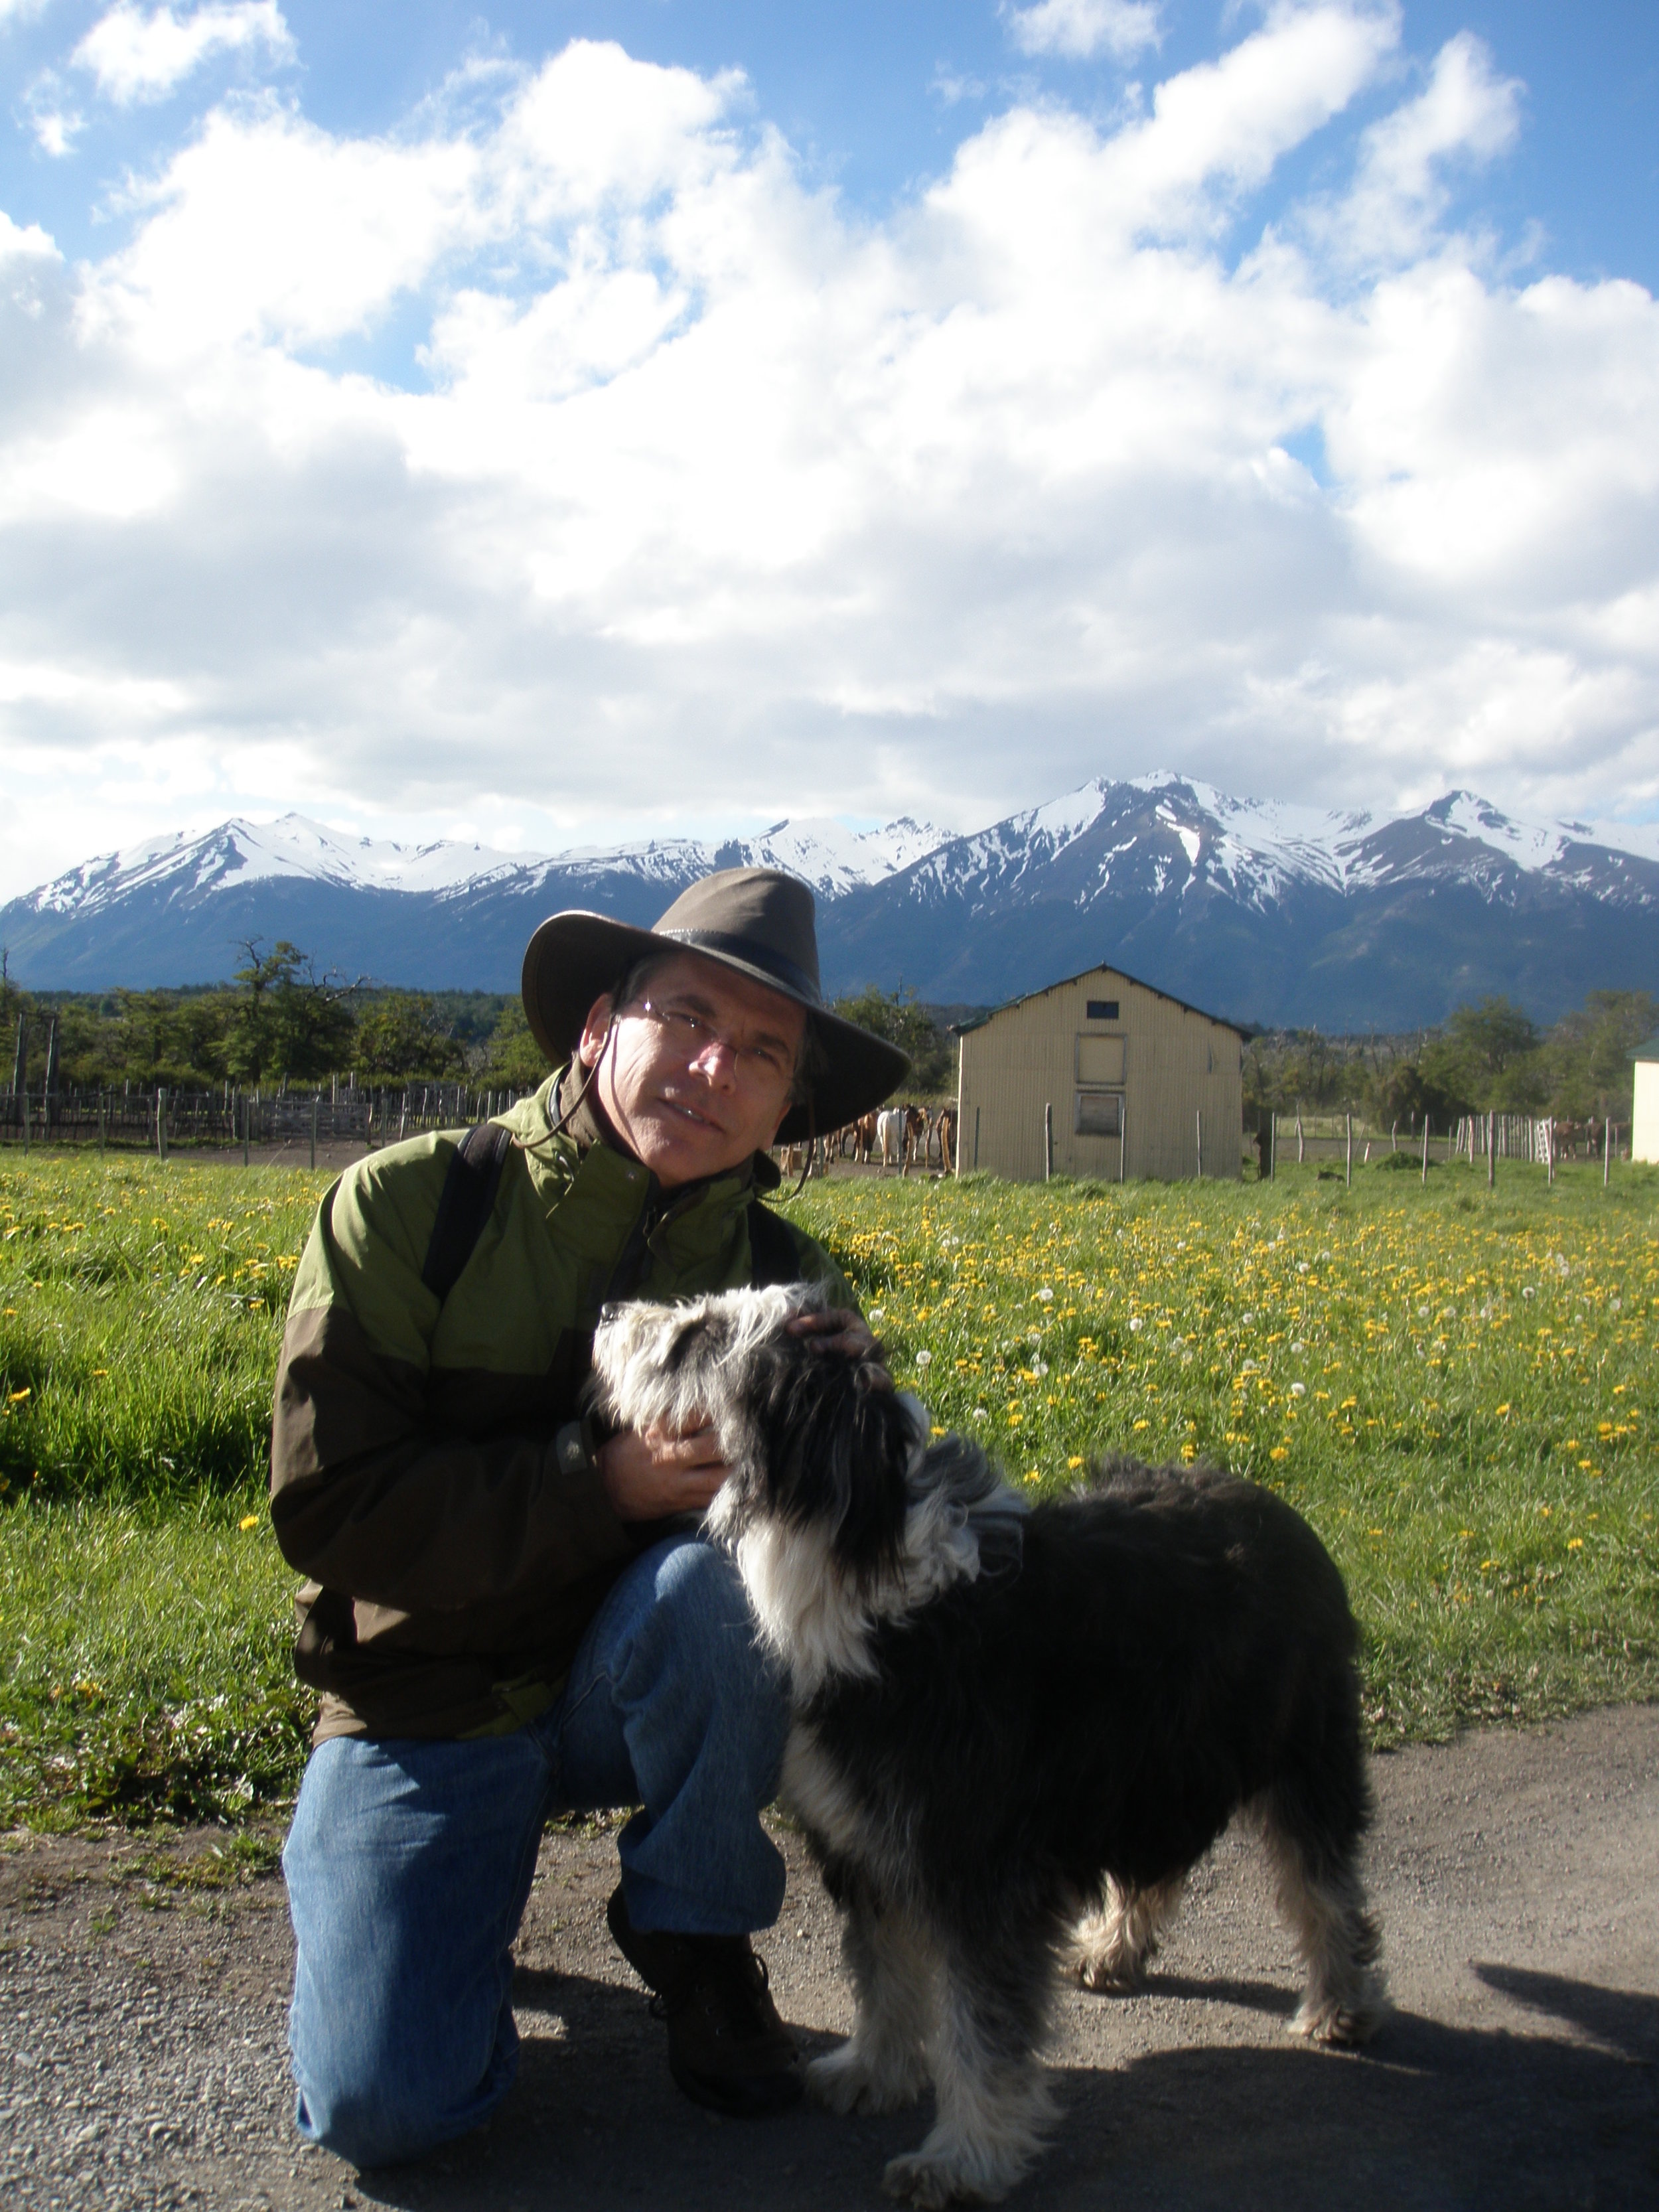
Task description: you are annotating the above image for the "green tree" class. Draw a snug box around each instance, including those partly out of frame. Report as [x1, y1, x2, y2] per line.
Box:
[224, 942, 356, 1085]
[1545, 989, 1659, 1119]
[353, 994, 465, 1082]
[477, 1002, 552, 1090]
[829, 986, 953, 1096]
[1363, 1059, 1459, 1132]
[1421, 998, 1545, 1113]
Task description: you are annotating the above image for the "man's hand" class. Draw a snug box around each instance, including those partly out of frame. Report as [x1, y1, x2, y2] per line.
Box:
[786, 1305, 892, 1386]
[595, 1422, 730, 1521]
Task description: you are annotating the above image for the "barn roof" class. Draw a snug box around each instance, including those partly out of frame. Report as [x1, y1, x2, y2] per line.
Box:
[948, 960, 1247, 1039]
[1630, 1035, 1659, 1064]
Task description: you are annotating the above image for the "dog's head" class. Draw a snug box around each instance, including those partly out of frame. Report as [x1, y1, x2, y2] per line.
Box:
[587, 1284, 926, 1587]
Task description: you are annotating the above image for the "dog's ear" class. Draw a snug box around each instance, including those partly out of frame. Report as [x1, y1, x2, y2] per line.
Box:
[758, 1348, 913, 1583]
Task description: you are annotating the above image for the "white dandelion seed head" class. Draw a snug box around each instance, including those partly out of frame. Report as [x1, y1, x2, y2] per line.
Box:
[868, 1308, 885, 1323]
[915, 1349, 932, 1368]
[1129, 1317, 1144, 1333]
[1291, 1382, 1307, 1398]
[1037, 1286, 1054, 1303]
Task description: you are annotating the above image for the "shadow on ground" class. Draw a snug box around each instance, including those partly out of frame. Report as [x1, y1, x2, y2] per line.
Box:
[345, 1960, 1659, 2212]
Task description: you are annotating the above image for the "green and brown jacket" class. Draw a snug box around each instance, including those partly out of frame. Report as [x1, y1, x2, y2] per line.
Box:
[269, 1070, 849, 1745]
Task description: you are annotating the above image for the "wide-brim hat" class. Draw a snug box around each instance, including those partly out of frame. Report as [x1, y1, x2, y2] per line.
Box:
[521, 867, 910, 1145]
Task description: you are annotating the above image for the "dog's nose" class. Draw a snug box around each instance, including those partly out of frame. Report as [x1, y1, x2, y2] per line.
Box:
[597, 1301, 624, 1325]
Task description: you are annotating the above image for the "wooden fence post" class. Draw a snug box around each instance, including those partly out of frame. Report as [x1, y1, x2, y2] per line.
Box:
[1043, 1102, 1053, 1181]
[1421, 1114, 1430, 1185]
[1487, 1110, 1496, 1189]
[157, 1087, 168, 1163]
[1296, 1113, 1304, 1164]
[1345, 1112, 1352, 1187]
[1269, 1112, 1276, 1181]
[98, 1094, 106, 1157]
[1604, 1117, 1611, 1187]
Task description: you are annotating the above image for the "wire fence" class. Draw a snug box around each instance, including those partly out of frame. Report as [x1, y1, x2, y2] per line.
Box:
[1262, 1110, 1632, 1179]
[0, 1083, 538, 1159]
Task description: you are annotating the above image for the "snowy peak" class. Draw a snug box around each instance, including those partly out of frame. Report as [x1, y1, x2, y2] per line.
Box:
[883, 774, 1659, 919]
[20, 808, 947, 922]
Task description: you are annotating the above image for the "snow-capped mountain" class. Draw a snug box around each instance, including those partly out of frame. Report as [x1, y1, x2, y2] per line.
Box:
[824, 774, 1659, 1025]
[27, 810, 942, 919]
[4, 777, 1656, 1029]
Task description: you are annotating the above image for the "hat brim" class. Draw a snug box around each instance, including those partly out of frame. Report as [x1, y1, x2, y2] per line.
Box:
[521, 911, 912, 1145]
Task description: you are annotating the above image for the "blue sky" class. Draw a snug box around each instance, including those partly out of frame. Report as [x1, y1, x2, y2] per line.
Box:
[1, 3, 1656, 894]
[9, 6, 1658, 286]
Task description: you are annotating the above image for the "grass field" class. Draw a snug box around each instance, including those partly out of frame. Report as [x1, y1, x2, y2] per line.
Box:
[2, 1148, 1655, 1830]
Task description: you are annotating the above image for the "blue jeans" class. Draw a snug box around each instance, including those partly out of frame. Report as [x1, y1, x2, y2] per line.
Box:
[281, 1536, 791, 2170]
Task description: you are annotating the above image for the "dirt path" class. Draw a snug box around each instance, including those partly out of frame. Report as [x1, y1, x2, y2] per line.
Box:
[4, 1702, 1656, 2211]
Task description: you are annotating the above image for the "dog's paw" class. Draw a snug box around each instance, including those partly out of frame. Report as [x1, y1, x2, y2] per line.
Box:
[1065, 1952, 1145, 1995]
[1293, 1988, 1388, 2047]
[808, 2043, 928, 2115]
[883, 2149, 1001, 2207]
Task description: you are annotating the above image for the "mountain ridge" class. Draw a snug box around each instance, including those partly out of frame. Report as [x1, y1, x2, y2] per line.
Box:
[5, 776, 1657, 1031]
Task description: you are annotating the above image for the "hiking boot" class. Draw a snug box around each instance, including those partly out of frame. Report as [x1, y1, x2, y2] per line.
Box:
[607, 1883, 803, 2117]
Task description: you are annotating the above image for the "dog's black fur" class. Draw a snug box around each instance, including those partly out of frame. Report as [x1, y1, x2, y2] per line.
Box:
[589, 1286, 1385, 2207]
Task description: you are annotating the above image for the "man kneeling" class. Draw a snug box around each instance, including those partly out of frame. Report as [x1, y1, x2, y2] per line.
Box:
[270, 870, 906, 2167]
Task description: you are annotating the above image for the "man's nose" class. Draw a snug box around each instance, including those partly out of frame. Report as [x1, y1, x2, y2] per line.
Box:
[688, 1035, 739, 1082]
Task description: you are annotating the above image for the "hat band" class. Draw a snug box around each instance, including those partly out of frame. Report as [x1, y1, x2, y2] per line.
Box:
[659, 928, 822, 1007]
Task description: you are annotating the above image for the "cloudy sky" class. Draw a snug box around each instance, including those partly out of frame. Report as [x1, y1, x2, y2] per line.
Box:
[1, 1, 1656, 900]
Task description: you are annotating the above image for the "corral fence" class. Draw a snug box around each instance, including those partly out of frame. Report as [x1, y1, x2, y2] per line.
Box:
[0, 1082, 538, 1161]
[1262, 1110, 1632, 1181]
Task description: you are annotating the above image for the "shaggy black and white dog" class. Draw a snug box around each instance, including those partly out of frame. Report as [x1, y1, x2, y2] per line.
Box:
[589, 1285, 1385, 2207]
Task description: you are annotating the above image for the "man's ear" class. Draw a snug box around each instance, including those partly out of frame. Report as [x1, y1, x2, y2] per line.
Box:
[577, 994, 615, 1070]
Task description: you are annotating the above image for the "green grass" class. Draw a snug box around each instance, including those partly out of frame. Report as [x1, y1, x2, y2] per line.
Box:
[2, 1147, 1655, 1830]
[1, 1156, 325, 1827]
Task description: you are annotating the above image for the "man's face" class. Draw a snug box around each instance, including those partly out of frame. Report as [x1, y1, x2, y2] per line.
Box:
[578, 950, 806, 1189]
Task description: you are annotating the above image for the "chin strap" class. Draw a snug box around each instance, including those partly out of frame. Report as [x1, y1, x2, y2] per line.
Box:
[786, 1095, 816, 1199]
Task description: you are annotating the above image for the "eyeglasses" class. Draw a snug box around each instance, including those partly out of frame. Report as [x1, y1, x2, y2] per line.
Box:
[627, 998, 796, 1086]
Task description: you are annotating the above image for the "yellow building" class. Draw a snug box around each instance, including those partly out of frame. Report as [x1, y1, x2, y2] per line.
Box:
[955, 963, 1244, 1183]
[1634, 1041, 1659, 1165]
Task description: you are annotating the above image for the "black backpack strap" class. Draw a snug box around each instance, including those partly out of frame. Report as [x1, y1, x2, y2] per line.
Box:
[421, 1122, 514, 1304]
[747, 1199, 804, 1289]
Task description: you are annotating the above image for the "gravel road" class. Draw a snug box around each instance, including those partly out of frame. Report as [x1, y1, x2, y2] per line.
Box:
[4, 1702, 1656, 2211]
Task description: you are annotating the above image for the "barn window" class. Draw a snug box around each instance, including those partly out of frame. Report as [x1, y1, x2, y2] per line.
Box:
[1077, 1034, 1125, 1084]
[1075, 1091, 1123, 1138]
[1086, 999, 1119, 1021]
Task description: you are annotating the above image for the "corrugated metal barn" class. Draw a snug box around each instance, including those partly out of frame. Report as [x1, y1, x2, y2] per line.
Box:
[955, 963, 1245, 1183]
[1634, 1039, 1659, 1165]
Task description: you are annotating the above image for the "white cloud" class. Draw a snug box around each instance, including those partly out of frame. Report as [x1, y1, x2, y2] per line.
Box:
[1003, 0, 1163, 64]
[72, 2, 293, 106]
[1, 5, 1656, 895]
[1317, 31, 1522, 264]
